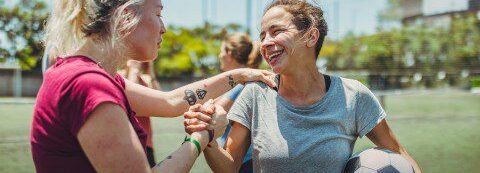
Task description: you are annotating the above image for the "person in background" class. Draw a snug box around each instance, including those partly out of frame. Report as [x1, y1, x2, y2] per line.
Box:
[119, 60, 160, 167]
[215, 32, 262, 173]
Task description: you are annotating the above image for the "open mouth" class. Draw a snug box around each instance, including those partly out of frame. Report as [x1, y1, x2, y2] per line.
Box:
[266, 50, 284, 65]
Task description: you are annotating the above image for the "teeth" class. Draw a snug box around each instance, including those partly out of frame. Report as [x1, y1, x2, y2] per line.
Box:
[268, 51, 283, 60]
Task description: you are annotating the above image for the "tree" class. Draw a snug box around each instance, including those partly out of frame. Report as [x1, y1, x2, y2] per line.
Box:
[0, 0, 48, 70]
[155, 23, 243, 77]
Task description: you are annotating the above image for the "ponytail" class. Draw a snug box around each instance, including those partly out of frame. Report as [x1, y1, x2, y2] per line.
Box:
[246, 41, 262, 69]
[43, 0, 145, 60]
[44, 0, 88, 58]
[223, 33, 264, 69]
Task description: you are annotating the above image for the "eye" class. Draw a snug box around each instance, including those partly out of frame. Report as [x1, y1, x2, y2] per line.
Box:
[273, 29, 283, 36]
[260, 33, 266, 42]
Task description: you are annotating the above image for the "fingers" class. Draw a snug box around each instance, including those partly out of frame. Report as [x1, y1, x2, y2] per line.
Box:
[188, 104, 202, 111]
[184, 111, 212, 123]
[258, 70, 276, 88]
[214, 104, 227, 117]
[189, 102, 214, 114]
[183, 117, 209, 134]
[259, 74, 277, 88]
[201, 100, 215, 114]
[184, 124, 208, 134]
[261, 70, 275, 76]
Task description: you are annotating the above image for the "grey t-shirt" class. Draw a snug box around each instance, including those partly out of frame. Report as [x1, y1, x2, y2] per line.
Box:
[228, 76, 386, 173]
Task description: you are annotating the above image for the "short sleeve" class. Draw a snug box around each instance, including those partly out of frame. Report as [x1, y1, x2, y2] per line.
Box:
[63, 72, 126, 136]
[227, 83, 256, 131]
[354, 81, 387, 138]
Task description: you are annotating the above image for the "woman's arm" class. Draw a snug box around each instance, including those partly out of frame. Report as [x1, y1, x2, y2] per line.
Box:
[366, 119, 422, 173]
[183, 98, 251, 173]
[77, 103, 210, 173]
[203, 122, 251, 173]
[125, 69, 274, 117]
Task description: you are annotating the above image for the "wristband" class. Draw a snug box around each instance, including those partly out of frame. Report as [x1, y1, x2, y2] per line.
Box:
[208, 130, 214, 143]
[183, 136, 202, 156]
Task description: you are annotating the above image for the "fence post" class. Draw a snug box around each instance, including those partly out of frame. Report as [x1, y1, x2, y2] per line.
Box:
[14, 68, 22, 97]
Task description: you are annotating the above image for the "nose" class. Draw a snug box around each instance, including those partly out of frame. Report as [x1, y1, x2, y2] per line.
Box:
[261, 38, 275, 54]
[159, 20, 166, 35]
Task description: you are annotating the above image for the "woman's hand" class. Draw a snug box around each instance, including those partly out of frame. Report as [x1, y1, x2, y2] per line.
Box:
[231, 68, 276, 88]
[183, 100, 228, 140]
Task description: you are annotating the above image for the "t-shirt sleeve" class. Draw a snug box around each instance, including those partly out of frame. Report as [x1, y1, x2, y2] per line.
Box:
[63, 72, 126, 136]
[354, 81, 387, 138]
[227, 83, 256, 131]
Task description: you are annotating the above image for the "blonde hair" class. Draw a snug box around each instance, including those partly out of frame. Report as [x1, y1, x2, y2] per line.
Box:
[223, 32, 263, 69]
[44, 0, 145, 61]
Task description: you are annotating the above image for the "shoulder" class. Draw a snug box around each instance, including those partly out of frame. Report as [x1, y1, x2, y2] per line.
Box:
[52, 57, 124, 91]
[72, 72, 119, 90]
[336, 76, 371, 94]
[244, 81, 271, 92]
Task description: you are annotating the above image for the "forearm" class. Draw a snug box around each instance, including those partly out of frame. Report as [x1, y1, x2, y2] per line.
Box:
[128, 68, 273, 117]
[204, 141, 238, 173]
[152, 131, 209, 173]
[166, 70, 240, 115]
[126, 70, 236, 117]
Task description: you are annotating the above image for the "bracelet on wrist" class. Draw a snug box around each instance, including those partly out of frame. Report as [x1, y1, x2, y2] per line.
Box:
[182, 136, 202, 156]
[208, 130, 214, 143]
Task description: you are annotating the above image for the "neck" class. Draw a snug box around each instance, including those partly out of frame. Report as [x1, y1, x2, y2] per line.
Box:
[75, 42, 123, 77]
[278, 61, 325, 106]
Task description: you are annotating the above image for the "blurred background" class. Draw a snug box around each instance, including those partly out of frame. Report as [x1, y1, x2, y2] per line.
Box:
[0, 0, 479, 172]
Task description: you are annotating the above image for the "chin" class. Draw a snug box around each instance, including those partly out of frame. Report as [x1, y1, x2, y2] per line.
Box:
[149, 52, 158, 61]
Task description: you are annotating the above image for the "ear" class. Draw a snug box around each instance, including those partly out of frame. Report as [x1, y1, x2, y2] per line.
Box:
[306, 28, 320, 48]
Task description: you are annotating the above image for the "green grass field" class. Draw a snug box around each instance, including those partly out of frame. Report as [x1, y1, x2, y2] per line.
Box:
[1, 90, 479, 173]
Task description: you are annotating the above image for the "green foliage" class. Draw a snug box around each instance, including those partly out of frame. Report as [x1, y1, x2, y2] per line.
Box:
[324, 14, 480, 73]
[471, 76, 480, 88]
[155, 23, 243, 77]
[0, 0, 48, 70]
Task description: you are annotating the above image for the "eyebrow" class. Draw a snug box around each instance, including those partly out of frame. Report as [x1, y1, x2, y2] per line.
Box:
[260, 24, 282, 36]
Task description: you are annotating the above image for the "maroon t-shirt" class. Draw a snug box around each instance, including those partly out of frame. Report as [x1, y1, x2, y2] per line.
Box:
[31, 56, 147, 173]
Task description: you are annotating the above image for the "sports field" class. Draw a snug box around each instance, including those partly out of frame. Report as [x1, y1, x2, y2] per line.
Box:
[0, 90, 479, 173]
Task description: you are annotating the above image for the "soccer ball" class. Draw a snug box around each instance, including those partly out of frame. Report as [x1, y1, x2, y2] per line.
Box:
[343, 148, 414, 173]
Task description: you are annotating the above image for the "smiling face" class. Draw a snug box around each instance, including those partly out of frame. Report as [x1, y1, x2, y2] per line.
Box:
[260, 6, 306, 74]
[126, 0, 166, 62]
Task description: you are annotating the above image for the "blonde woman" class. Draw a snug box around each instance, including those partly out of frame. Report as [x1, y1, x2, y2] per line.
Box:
[30, 0, 275, 173]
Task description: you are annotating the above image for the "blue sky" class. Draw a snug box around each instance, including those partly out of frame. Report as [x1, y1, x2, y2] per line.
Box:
[12, 0, 389, 39]
[5, 0, 469, 50]
[161, 0, 388, 40]
[3, 0, 471, 41]
[0, 0, 387, 52]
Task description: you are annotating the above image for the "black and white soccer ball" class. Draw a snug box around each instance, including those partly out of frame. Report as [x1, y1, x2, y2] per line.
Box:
[343, 148, 414, 173]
